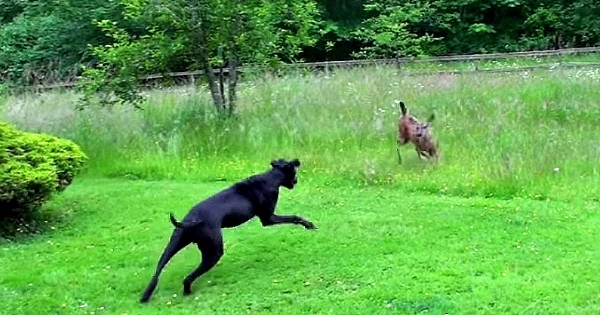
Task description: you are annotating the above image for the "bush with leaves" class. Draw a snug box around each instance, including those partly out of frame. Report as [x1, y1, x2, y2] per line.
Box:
[0, 0, 132, 85]
[79, 0, 321, 114]
[0, 122, 87, 237]
[352, 0, 438, 58]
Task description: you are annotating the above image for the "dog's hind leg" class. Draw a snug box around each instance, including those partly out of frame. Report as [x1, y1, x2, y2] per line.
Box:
[183, 229, 224, 296]
[140, 230, 191, 303]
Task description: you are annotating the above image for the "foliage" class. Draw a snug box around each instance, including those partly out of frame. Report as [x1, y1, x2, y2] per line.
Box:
[0, 0, 26, 24]
[403, 0, 600, 54]
[78, 0, 321, 113]
[522, 0, 600, 49]
[351, 0, 438, 58]
[78, 20, 182, 109]
[0, 0, 128, 85]
[0, 122, 88, 237]
[1, 0, 600, 87]
[0, 14, 77, 84]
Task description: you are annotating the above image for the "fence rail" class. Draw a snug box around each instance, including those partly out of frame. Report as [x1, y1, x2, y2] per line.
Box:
[401, 62, 600, 77]
[31, 46, 600, 90]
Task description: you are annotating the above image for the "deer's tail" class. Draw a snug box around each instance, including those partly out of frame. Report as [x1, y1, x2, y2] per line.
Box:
[399, 101, 407, 115]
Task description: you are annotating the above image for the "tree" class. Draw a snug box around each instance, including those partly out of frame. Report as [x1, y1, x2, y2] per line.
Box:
[351, 0, 439, 58]
[79, 0, 321, 115]
[0, 0, 128, 85]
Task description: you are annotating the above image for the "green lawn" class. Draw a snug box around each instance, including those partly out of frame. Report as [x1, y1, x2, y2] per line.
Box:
[1, 177, 599, 314]
[2, 61, 600, 314]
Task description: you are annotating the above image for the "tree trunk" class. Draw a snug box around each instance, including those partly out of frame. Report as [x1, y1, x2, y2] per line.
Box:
[226, 6, 242, 116]
[219, 67, 226, 107]
[199, 44, 224, 113]
[192, 16, 224, 113]
[227, 54, 238, 116]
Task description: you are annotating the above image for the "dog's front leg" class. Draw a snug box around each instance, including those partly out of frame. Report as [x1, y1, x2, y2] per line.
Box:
[260, 214, 317, 230]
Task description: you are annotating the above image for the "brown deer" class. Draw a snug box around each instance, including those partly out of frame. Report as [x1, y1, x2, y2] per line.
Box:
[396, 101, 439, 164]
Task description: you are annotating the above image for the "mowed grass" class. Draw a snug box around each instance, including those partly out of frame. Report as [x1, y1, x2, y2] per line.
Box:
[1, 62, 600, 314]
[1, 178, 600, 315]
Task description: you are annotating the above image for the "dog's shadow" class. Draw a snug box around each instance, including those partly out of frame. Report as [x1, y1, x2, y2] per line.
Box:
[156, 221, 313, 294]
[223, 225, 312, 274]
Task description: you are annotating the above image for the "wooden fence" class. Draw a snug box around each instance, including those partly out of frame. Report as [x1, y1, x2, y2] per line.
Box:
[32, 46, 600, 90]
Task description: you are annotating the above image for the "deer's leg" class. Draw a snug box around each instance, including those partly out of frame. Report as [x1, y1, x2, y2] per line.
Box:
[416, 148, 428, 160]
[397, 147, 403, 165]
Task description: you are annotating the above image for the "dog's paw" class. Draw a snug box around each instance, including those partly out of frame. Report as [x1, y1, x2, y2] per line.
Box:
[304, 222, 318, 230]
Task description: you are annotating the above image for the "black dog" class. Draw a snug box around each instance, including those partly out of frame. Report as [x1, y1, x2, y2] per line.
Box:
[140, 158, 317, 303]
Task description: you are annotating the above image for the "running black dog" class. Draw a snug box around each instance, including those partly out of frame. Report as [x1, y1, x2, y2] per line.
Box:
[140, 158, 317, 303]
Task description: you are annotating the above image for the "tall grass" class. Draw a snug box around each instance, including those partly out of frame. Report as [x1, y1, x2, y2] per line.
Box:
[2, 65, 600, 201]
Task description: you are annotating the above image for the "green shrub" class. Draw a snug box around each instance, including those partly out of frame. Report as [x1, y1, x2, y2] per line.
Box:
[0, 122, 87, 236]
[0, 160, 57, 215]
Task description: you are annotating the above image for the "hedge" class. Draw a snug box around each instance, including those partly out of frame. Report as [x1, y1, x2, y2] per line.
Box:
[0, 122, 87, 231]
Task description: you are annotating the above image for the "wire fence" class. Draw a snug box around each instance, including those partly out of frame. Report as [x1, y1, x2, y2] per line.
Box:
[31, 46, 600, 90]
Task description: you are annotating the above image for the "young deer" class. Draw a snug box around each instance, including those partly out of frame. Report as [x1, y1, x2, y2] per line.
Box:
[396, 101, 439, 164]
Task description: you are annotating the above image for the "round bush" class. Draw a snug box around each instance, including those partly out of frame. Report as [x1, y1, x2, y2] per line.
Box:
[0, 122, 87, 231]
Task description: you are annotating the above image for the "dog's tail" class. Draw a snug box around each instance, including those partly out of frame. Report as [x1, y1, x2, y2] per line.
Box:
[169, 213, 202, 229]
[399, 101, 408, 115]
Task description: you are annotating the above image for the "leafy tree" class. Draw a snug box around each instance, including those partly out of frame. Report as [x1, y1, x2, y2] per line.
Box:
[0, 0, 27, 23]
[302, 0, 366, 61]
[351, 0, 438, 58]
[0, 0, 128, 84]
[404, 0, 600, 54]
[2, 0, 600, 87]
[80, 0, 321, 115]
[522, 0, 600, 49]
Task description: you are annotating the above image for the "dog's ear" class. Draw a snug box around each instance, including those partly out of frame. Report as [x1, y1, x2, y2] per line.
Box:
[290, 158, 301, 167]
[270, 159, 285, 169]
[271, 159, 289, 168]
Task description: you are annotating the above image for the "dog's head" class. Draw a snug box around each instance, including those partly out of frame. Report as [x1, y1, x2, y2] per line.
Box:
[270, 158, 301, 189]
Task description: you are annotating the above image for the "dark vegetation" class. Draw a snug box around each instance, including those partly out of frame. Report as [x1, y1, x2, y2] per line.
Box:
[1, 0, 599, 86]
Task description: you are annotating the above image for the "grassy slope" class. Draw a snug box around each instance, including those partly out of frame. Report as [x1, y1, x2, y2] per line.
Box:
[1, 178, 599, 315]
